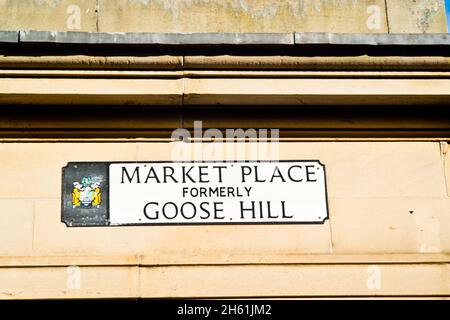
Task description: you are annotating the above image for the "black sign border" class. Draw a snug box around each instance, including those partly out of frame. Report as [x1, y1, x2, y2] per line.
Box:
[62, 160, 330, 227]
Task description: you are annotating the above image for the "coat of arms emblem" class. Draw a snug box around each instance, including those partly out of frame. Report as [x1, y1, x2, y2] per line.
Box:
[72, 176, 102, 209]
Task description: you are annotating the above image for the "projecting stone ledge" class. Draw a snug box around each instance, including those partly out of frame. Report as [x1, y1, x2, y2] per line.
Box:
[0, 31, 18, 43]
[4, 31, 450, 46]
[17, 31, 295, 45]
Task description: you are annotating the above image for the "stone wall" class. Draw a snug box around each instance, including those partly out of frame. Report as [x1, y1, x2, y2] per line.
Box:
[0, 141, 448, 298]
[0, 0, 447, 33]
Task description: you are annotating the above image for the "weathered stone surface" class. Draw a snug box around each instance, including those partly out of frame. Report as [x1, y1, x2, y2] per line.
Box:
[140, 263, 450, 297]
[138, 141, 446, 198]
[0, 200, 34, 256]
[17, 31, 450, 45]
[0, 78, 183, 105]
[0, 141, 447, 259]
[19, 30, 294, 44]
[330, 198, 450, 254]
[386, 0, 448, 33]
[0, 263, 448, 299]
[0, 0, 448, 34]
[444, 142, 450, 197]
[294, 32, 450, 45]
[0, 266, 139, 299]
[97, 0, 388, 33]
[182, 78, 450, 106]
[0, 143, 137, 199]
[0, 0, 97, 32]
[0, 141, 445, 199]
[0, 30, 18, 42]
[33, 200, 332, 256]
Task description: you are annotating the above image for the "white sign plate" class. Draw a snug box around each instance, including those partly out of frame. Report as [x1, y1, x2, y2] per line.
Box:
[108, 161, 328, 225]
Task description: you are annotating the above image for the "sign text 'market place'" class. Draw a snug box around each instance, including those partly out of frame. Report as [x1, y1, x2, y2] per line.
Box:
[120, 164, 318, 185]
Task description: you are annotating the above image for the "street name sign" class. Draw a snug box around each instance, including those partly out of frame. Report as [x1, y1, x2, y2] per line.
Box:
[62, 161, 329, 227]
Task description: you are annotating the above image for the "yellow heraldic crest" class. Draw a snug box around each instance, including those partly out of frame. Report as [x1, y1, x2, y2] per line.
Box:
[72, 177, 102, 209]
